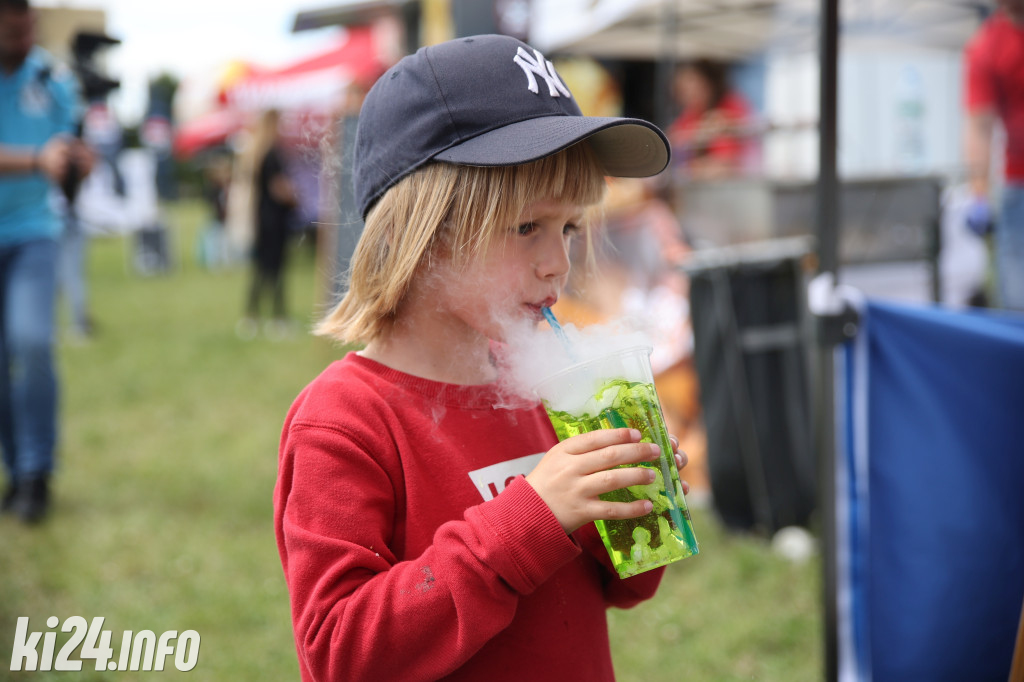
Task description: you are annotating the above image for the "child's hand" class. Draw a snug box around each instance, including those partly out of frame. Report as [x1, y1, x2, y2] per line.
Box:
[669, 435, 691, 496]
[526, 428, 662, 534]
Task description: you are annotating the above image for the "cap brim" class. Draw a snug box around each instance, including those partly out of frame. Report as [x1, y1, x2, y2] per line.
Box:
[433, 116, 671, 178]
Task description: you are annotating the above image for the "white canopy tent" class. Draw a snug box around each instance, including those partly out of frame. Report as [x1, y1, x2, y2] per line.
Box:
[530, 0, 990, 60]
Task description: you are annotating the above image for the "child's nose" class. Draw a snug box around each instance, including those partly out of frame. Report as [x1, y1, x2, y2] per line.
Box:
[535, 234, 571, 280]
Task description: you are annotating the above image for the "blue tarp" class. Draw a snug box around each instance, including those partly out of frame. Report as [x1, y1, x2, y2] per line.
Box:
[837, 300, 1024, 681]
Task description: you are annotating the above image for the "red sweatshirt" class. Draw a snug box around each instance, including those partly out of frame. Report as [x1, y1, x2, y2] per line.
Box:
[965, 11, 1024, 181]
[274, 353, 664, 681]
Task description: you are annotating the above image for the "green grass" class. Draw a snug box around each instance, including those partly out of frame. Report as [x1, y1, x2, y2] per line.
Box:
[0, 200, 821, 680]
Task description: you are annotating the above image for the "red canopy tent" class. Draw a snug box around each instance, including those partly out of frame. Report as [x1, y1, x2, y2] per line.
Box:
[173, 26, 384, 159]
[172, 107, 247, 159]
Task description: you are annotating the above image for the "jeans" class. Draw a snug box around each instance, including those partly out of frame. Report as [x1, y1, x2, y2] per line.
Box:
[0, 239, 58, 481]
[997, 183, 1024, 310]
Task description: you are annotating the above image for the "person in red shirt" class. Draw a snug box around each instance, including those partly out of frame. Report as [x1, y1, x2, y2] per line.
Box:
[274, 35, 691, 681]
[964, 0, 1024, 309]
[668, 58, 755, 180]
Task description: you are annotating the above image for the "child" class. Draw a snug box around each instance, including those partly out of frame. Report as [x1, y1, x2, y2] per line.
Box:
[274, 34, 687, 681]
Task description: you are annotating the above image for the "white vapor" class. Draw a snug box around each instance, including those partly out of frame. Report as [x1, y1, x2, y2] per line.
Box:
[493, 316, 652, 411]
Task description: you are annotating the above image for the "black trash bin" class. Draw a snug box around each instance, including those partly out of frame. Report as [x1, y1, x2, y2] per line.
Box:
[684, 238, 817, 535]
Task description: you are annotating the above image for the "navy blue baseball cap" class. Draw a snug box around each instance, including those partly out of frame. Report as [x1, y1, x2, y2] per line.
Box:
[353, 34, 671, 218]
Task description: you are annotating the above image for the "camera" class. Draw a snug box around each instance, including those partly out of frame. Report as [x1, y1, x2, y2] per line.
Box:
[62, 30, 120, 202]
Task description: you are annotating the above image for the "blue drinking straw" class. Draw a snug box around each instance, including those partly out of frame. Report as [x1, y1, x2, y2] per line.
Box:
[541, 307, 576, 361]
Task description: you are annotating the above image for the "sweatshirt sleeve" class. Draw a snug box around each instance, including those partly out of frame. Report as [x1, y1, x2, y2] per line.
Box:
[575, 521, 665, 610]
[274, 420, 582, 682]
[964, 31, 995, 114]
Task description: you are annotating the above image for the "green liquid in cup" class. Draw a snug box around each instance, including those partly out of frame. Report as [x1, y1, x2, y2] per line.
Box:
[544, 379, 699, 578]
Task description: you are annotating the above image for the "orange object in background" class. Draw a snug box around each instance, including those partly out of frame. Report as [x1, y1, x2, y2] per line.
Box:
[551, 288, 709, 496]
[551, 176, 710, 496]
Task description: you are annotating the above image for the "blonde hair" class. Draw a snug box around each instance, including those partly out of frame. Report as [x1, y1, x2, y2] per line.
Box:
[316, 141, 607, 344]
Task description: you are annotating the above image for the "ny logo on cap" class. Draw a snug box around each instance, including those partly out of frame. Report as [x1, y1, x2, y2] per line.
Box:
[513, 47, 572, 98]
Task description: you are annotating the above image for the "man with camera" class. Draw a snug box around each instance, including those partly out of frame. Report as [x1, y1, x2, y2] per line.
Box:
[0, 0, 92, 523]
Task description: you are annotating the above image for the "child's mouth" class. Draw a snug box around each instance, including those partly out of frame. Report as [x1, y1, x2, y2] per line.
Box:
[525, 298, 558, 321]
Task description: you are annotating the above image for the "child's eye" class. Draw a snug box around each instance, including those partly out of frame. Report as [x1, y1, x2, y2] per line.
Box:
[517, 222, 537, 236]
[563, 223, 580, 236]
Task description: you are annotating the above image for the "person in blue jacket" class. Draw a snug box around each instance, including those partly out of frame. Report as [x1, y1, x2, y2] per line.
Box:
[0, 0, 92, 523]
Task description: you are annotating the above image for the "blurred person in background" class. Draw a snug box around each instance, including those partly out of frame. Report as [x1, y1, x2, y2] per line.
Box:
[669, 58, 755, 180]
[198, 151, 232, 269]
[0, 0, 92, 523]
[59, 102, 121, 341]
[57, 183, 95, 342]
[964, 0, 1024, 310]
[238, 109, 297, 340]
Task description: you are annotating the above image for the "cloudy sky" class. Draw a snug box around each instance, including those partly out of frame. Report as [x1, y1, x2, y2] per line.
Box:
[38, 0, 344, 123]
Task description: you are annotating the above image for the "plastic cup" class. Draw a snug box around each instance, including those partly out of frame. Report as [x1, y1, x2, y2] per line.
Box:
[533, 345, 699, 578]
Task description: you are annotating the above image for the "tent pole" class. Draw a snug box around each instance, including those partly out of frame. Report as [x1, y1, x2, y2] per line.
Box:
[655, 0, 679, 132]
[817, 0, 839, 276]
[815, 0, 840, 680]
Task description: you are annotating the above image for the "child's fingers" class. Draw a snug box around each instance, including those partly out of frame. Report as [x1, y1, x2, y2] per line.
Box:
[674, 450, 689, 470]
[672, 447, 692, 494]
[582, 497, 654, 522]
[558, 428, 641, 455]
[585, 442, 662, 476]
[580, 461, 657, 499]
